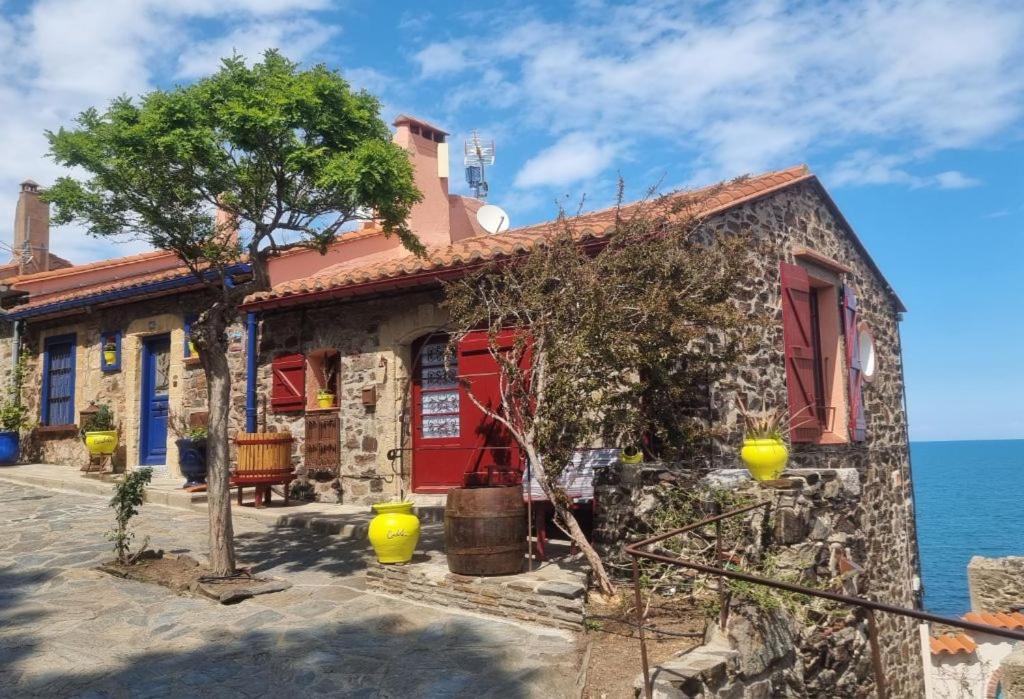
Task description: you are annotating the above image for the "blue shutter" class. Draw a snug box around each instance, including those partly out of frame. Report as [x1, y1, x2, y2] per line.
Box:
[43, 335, 76, 426]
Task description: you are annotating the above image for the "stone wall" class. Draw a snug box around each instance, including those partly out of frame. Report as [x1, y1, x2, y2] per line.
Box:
[598, 463, 894, 697]
[365, 551, 586, 631]
[1003, 648, 1024, 699]
[256, 290, 448, 504]
[11, 291, 242, 476]
[968, 556, 1024, 613]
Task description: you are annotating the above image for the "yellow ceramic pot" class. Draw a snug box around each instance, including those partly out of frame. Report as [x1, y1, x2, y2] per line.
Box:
[316, 393, 336, 409]
[740, 438, 789, 481]
[368, 501, 420, 564]
[85, 430, 118, 456]
[103, 350, 117, 366]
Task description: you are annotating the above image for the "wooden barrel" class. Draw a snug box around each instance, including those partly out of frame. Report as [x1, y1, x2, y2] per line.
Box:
[444, 485, 526, 576]
[233, 431, 294, 483]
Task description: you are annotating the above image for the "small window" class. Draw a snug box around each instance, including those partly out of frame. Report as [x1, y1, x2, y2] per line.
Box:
[100, 331, 121, 372]
[419, 340, 460, 439]
[42, 334, 76, 426]
[306, 349, 340, 410]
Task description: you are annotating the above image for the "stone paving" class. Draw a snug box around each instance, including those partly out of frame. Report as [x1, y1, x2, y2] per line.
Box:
[0, 481, 580, 698]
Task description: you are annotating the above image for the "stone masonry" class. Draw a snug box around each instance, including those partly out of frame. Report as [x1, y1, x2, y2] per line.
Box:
[968, 556, 1024, 614]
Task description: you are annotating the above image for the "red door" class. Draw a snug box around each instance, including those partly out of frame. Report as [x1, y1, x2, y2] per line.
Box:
[411, 331, 523, 492]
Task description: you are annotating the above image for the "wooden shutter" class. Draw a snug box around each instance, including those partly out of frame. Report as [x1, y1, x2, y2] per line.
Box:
[271, 353, 305, 412]
[305, 412, 340, 474]
[842, 286, 867, 442]
[780, 263, 822, 443]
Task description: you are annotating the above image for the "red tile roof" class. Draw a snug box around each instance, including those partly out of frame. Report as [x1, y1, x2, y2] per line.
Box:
[963, 611, 1024, 630]
[8, 265, 198, 315]
[930, 633, 977, 656]
[245, 165, 818, 309]
[3, 250, 174, 285]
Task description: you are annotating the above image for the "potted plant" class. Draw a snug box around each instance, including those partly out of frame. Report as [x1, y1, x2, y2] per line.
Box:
[170, 411, 208, 487]
[0, 350, 30, 465]
[81, 403, 118, 456]
[316, 389, 336, 409]
[737, 398, 790, 481]
[368, 500, 420, 564]
[103, 339, 118, 366]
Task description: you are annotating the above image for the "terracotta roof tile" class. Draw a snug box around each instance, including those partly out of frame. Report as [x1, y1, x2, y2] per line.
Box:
[930, 633, 977, 656]
[9, 264, 196, 315]
[4, 250, 174, 284]
[963, 611, 1024, 630]
[244, 165, 813, 308]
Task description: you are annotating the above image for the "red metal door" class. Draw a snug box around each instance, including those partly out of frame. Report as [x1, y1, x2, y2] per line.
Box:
[410, 331, 524, 492]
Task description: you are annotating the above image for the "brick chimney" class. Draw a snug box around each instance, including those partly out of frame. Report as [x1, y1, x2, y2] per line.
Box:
[12, 179, 51, 274]
[392, 115, 452, 248]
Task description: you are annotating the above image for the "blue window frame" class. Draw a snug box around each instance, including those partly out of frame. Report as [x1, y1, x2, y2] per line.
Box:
[100, 330, 121, 372]
[41, 334, 76, 426]
[184, 314, 198, 358]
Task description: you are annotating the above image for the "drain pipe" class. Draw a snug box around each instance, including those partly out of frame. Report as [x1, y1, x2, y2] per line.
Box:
[10, 318, 22, 387]
[245, 311, 258, 433]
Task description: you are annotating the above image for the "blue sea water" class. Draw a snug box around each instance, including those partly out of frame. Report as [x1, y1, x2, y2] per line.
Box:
[911, 439, 1024, 617]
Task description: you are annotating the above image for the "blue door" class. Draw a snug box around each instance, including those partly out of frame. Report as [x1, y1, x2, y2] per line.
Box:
[43, 335, 76, 425]
[140, 335, 171, 466]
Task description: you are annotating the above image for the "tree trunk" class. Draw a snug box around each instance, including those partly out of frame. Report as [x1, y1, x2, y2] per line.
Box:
[198, 312, 236, 576]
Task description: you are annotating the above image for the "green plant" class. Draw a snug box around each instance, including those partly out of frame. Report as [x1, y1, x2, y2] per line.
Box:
[108, 467, 153, 564]
[80, 403, 115, 437]
[167, 409, 207, 441]
[0, 349, 31, 432]
[316, 388, 334, 398]
[103, 339, 117, 352]
[736, 396, 788, 442]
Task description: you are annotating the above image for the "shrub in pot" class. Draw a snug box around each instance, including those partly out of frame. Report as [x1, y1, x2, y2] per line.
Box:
[103, 340, 118, 367]
[81, 403, 118, 456]
[0, 349, 31, 464]
[169, 411, 207, 487]
[737, 398, 790, 481]
[316, 389, 336, 409]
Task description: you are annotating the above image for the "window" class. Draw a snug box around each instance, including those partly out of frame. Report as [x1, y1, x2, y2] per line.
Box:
[42, 334, 76, 426]
[780, 262, 855, 444]
[418, 339, 460, 438]
[305, 349, 340, 410]
[100, 330, 121, 372]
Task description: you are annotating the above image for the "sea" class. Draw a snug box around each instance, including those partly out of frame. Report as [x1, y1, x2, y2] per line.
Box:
[912, 439, 1024, 617]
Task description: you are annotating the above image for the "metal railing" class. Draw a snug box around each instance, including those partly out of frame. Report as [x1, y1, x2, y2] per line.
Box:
[625, 500, 1024, 699]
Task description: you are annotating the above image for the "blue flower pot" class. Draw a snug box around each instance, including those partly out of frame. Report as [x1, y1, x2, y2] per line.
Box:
[176, 437, 207, 487]
[0, 431, 19, 465]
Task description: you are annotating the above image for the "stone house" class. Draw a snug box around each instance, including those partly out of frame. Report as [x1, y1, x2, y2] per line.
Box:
[0, 115, 487, 477]
[237, 162, 924, 693]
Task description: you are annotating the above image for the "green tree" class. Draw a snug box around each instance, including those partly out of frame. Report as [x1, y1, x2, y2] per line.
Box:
[444, 190, 754, 595]
[46, 51, 422, 575]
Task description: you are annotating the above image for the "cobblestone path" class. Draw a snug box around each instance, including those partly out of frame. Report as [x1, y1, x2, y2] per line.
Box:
[0, 481, 579, 698]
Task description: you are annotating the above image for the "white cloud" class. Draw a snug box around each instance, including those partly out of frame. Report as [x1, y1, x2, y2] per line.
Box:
[0, 0, 334, 263]
[175, 19, 337, 79]
[434, 0, 1024, 189]
[413, 41, 469, 78]
[514, 132, 619, 189]
[933, 171, 982, 190]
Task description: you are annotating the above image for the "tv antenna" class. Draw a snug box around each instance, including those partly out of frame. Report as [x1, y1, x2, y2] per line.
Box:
[464, 130, 495, 200]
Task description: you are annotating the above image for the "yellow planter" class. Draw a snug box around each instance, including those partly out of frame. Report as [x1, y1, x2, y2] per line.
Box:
[103, 350, 117, 366]
[84, 430, 118, 456]
[740, 438, 789, 481]
[188, 340, 197, 356]
[368, 501, 420, 564]
[316, 394, 336, 409]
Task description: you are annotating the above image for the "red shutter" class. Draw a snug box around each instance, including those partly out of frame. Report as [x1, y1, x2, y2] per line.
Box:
[843, 286, 867, 442]
[271, 353, 305, 412]
[780, 263, 822, 443]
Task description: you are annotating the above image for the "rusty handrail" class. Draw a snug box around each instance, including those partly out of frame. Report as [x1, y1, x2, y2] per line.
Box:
[625, 500, 1024, 699]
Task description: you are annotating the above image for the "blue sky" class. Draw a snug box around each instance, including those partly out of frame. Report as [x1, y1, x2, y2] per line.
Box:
[0, 0, 1020, 441]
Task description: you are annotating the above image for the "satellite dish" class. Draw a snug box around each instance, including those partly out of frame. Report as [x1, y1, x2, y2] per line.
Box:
[477, 204, 510, 235]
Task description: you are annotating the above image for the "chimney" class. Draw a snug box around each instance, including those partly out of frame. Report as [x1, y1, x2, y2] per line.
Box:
[12, 179, 51, 274]
[392, 115, 451, 248]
